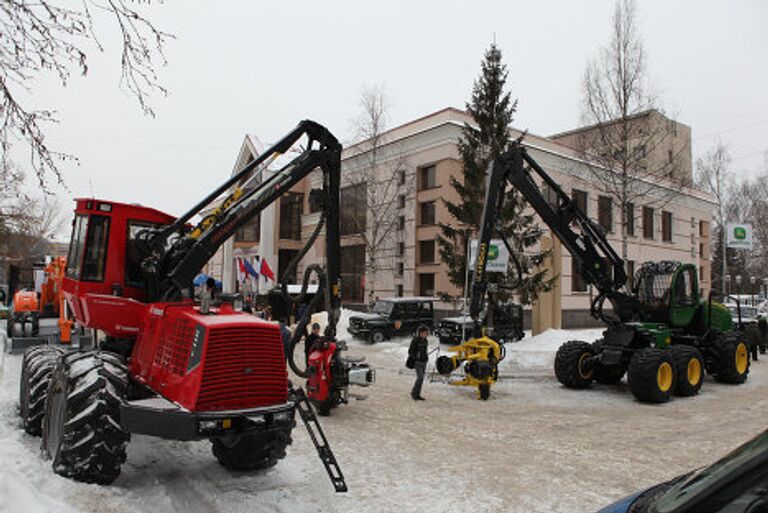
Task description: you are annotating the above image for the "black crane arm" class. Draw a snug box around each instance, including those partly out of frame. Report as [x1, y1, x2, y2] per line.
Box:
[140, 120, 342, 329]
[470, 142, 634, 327]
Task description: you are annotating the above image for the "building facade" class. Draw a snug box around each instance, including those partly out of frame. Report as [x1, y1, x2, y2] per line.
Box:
[208, 108, 715, 326]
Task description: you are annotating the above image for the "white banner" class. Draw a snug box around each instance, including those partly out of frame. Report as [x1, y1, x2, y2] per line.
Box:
[726, 223, 753, 250]
[469, 239, 510, 273]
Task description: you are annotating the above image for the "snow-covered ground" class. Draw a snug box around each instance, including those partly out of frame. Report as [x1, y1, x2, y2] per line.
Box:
[1, 318, 767, 513]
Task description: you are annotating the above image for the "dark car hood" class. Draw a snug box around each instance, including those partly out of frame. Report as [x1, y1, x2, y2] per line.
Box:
[349, 312, 386, 322]
[594, 490, 645, 513]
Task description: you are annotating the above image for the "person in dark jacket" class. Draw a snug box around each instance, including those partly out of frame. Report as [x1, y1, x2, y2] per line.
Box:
[278, 318, 292, 361]
[408, 325, 430, 400]
[304, 322, 322, 364]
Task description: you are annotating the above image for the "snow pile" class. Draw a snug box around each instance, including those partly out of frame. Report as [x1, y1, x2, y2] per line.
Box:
[502, 328, 604, 371]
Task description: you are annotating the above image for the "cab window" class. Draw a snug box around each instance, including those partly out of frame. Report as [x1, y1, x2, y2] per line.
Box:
[81, 215, 110, 282]
[66, 214, 88, 279]
[126, 221, 160, 288]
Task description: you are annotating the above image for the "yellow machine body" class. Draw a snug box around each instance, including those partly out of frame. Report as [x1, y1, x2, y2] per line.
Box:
[436, 336, 502, 400]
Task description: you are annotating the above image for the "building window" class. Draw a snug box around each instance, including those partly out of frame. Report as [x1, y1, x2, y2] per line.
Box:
[662, 211, 673, 242]
[398, 194, 405, 209]
[572, 189, 588, 216]
[626, 260, 635, 290]
[279, 192, 303, 240]
[278, 248, 300, 283]
[340, 244, 365, 301]
[341, 183, 367, 236]
[625, 202, 635, 236]
[420, 201, 436, 225]
[235, 214, 260, 242]
[598, 196, 613, 233]
[699, 220, 708, 238]
[418, 165, 436, 190]
[397, 262, 404, 276]
[699, 243, 704, 257]
[418, 273, 435, 296]
[396, 284, 403, 297]
[398, 170, 406, 186]
[398, 215, 405, 231]
[398, 242, 405, 256]
[308, 190, 323, 213]
[643, 206, 655, 239]
[571, 258, 587, 292]
[700, 266, 705, 283]
[419, 240, 435, 264]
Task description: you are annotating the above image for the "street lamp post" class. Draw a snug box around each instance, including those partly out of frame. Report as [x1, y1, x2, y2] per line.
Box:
[726, 274, 732, 299]
[750, 276, 756, 306]
[736, 275, 742, 303]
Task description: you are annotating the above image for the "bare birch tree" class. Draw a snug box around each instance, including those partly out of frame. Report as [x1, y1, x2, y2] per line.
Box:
[570, 0, 688, 261]
[0, 1, 172, 189]
[695, 140, 732, 295]
[343, 85, 411, 302]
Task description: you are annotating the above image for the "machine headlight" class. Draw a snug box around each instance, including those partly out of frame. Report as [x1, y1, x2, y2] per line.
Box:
[273, 411, 291, 423]
[198, 420, 218, 433]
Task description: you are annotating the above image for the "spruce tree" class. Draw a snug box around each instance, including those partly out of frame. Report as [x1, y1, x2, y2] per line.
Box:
[437, 43, 552, 305]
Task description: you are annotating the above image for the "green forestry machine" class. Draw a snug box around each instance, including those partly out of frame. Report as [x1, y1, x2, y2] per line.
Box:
[473, 142, 749, 403]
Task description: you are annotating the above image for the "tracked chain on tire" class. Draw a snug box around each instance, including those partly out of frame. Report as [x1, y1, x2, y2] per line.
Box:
[669, 345, 704, 396]
[212, 424, 295, 471]
[627, 348, 675, 403]
[554, 341, 594, 389]
[42, 350, 130, 484]
[19, 346, 67, 436]
[707, 332, 750, 384]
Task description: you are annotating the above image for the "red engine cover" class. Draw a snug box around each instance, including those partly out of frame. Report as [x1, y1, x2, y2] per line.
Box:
[129, 303, 288, 412]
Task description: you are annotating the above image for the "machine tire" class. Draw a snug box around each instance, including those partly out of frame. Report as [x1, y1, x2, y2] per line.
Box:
[369, 330, 385, 344]
[554, 341, 595, 389]
[19, 345, 66, 436]
[627, 348, 675, 403]
[594, 364, 626, 385]
[670, 345, 704, 397]
[478, 384, 491, 400]
[708, 332, 750, 384]
[41, 351, 130, 484]
[212, 426, 294, 471]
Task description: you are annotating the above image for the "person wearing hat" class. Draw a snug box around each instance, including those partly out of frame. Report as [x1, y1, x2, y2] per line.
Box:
[304, 322, 322, 364]
[408, 325, 430, 401]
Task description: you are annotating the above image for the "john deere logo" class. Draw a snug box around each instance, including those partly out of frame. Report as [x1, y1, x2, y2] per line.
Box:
[734, 227, 747, 240]
[488, 244, 500, 260]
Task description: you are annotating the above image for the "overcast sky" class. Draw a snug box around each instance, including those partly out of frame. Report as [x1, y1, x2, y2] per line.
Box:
[18, 0, 768, 231]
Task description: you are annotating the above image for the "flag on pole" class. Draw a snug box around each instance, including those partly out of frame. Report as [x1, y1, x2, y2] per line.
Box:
[237, 257, 247, 283]
[243, 258, 259, 279]
[260, 258, 275, 282]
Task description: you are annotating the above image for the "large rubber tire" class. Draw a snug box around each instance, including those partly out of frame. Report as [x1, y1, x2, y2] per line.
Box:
[670, 345, 704, 397]
[554, 341, 595, 389]
[41, 351, 130, 484]
[708, 332, 750, 384]
[19, 346, 66, 436]
[627, 348, 676, 403]
[212, 427, 294, 471]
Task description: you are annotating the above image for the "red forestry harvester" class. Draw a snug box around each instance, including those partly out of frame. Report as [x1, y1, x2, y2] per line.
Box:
[18, 121, 348, 491]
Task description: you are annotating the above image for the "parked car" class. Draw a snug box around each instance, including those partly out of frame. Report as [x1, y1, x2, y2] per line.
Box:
[596, 429, 768, 513]
[437, 303, 524, 345]
[348, 297, 434, 343]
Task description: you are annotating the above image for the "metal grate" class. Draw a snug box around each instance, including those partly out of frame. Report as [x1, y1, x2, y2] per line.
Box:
[152, 313, 194, 375]
[196, 325, 288, 411]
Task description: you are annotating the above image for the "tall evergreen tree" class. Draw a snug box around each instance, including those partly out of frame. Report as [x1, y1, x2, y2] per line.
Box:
[437, 44, 552, 305]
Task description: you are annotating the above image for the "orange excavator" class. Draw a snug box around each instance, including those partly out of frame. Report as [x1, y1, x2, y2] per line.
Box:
[7, 257, 73, 344]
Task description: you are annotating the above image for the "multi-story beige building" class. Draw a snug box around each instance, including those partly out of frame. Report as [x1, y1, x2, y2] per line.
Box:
[206, 108, 715, 327]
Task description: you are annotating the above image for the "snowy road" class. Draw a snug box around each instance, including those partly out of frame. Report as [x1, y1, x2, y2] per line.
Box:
[1, 325, 767, 513]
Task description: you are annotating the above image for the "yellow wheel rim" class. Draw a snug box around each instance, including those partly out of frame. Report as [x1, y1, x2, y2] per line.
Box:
[735, 343, 749, 374]
[657, 362, 673, 392]
[578, 352, 593, 380]
[687, 357, 702, 385]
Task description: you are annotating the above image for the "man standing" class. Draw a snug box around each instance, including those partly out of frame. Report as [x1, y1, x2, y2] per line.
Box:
[304, 322, 322, 364]
[408, 325, 430, 401]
